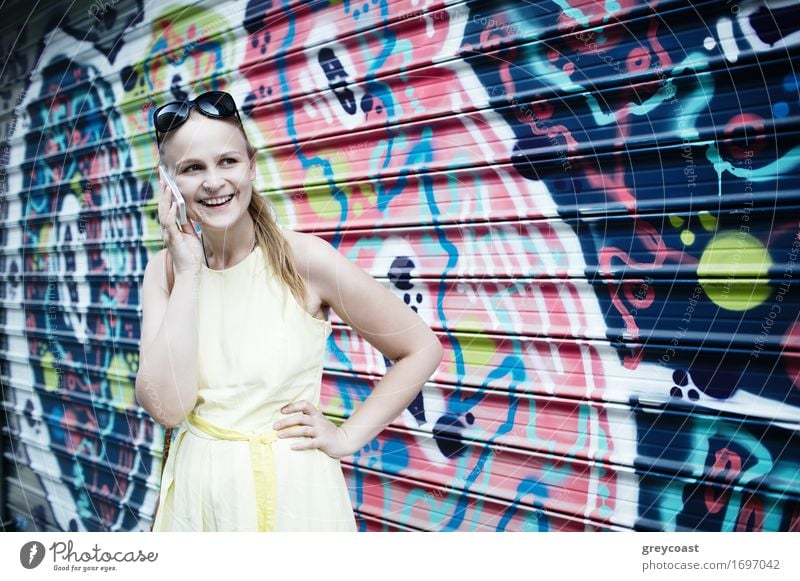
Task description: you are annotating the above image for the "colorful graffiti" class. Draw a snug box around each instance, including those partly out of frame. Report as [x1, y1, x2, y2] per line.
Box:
[458, 0, 800, 530]
[0, 0, 797, 532]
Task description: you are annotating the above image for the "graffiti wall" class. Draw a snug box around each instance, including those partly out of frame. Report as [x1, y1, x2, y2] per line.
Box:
[0, 0, 797, 532]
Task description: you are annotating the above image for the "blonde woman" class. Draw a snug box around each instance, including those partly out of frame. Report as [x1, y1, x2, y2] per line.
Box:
[136, 90, 442, 531]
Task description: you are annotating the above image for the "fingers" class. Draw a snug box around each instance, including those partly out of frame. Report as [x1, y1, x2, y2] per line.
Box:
[182, 217, 201, 239]
[274, 401, 328, 451]
[157, 173, 182, 239]
[289, 440, 317, 451]
[157, 172, 200, 240]
[161, 200, 180, 244]
[157, 181, 166, 225]
[157, 177, 172, 230]
[158, 174, 171, 207]
[276, 425, 315, 439]
[273, 411, 309, 430]
[274, 401, 317, 426]
[275, 413, 317, 448]
[280, 400, 317, 416]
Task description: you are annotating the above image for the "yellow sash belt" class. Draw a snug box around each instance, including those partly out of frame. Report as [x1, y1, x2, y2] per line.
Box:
[187, 412, 279, 532]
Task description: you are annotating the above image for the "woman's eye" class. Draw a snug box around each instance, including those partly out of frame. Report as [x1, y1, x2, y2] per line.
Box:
[181, 159, 236, 173]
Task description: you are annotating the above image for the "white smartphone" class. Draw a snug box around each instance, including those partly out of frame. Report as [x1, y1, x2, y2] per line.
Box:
[158, 164, 187, 226]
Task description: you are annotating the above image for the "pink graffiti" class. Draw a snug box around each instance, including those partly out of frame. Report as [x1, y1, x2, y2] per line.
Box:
[704, 447, 742, 514]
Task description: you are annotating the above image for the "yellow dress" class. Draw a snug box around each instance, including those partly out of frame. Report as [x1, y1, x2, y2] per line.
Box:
[151, 231, 357, 532]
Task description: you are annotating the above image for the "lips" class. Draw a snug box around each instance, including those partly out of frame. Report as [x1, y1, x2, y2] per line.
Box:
[199, 194, 234, 207]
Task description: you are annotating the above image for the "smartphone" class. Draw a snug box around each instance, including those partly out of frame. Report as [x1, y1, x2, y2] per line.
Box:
[158, 164, 187, 226]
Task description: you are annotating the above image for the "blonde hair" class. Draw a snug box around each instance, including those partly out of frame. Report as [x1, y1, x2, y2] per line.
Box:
[158, 114, 309, 310]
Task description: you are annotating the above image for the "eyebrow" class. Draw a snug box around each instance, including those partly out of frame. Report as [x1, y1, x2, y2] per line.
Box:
[176, 151, 243, 166]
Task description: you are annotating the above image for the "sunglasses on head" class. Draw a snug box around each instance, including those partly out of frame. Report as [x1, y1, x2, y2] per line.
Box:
[152, 91, 244, 146]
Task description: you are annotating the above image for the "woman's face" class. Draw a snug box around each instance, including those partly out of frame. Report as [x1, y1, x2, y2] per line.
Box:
[159, 110, 255, 229]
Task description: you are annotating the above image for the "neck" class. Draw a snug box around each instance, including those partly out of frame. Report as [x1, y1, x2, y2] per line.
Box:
[200, 214, 257, 269]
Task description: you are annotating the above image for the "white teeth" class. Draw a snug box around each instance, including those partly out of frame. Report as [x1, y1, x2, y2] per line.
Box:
[201, 194, 234, 207]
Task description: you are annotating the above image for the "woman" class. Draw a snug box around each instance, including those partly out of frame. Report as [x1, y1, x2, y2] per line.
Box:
[135, 91, 443, 531]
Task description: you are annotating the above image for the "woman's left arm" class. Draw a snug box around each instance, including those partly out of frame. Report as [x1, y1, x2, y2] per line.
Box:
[274, 234, 444, 458]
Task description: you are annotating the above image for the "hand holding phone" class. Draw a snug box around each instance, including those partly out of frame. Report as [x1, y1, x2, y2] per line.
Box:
[158, 164, 187, 226]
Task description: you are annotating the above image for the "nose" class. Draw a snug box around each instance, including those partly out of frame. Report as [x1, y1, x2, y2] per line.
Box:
[201, 169, 226, 192]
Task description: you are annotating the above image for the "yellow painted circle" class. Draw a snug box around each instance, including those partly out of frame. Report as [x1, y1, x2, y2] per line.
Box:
[697, 231, 773, 311]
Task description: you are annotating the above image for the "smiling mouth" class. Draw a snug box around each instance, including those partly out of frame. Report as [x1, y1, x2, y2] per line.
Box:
[199, 194, 235, 208]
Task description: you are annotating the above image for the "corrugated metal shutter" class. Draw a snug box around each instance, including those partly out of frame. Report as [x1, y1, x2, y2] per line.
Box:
[1, 0, 798, 532]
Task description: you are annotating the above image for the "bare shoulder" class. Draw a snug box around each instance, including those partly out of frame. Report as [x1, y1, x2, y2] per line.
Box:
[279, 225, 315, 281]
[279, 227, 331, 319]
[139, 248, 170, 358]
[282, 227, 441, 362]
[144, 247, 169, 296]
[283, 228, 348, 282]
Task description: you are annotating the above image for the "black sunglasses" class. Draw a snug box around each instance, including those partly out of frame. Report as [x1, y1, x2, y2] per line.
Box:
[152, 91, 244, 146]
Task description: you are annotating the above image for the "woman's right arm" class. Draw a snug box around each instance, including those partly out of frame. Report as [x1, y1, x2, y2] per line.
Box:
[136, 165, 204, 427]
[135, 249, 201, 427]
